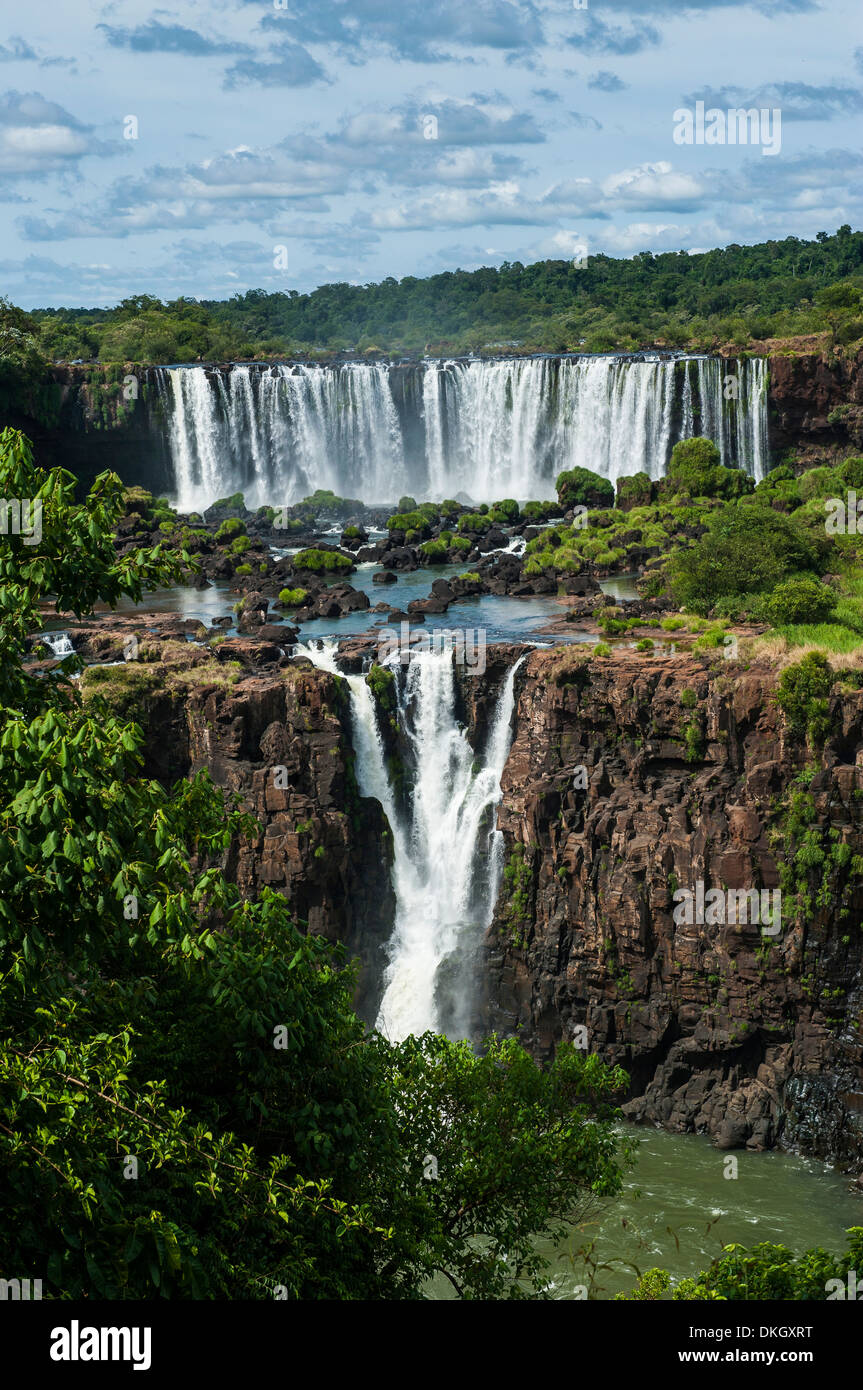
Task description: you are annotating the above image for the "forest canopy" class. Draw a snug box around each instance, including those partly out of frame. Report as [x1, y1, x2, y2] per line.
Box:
[17, 226, 863, 364]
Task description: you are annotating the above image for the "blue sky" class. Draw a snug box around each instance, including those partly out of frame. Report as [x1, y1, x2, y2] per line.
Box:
[0, 0, 860, 307]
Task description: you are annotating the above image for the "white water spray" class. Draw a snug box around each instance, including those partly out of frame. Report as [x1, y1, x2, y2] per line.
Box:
[296, 640, 525, 1040]
[156, 355, 770, 510]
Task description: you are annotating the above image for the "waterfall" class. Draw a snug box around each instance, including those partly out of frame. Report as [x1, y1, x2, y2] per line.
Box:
[679, 356, 769, 481]
[42, 631, 75, 657]
[296, 640, 525, 1041]
[156, 354, 770, 510]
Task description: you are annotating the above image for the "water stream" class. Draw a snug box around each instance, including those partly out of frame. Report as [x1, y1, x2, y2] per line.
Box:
[296, 640, 525, 1038]
[156, 355, 770, 511]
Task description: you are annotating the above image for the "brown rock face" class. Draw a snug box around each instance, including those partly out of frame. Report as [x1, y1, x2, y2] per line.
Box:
[474, 649, 863, 1167]
[768, 349, 863, 461]
[95, 652, 395, 1023]
[85, 627, 863, 1165]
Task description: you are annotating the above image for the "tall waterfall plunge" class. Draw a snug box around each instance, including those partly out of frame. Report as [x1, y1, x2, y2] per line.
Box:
[155, 355, 769, 511]
[298, 641, 525, 1041]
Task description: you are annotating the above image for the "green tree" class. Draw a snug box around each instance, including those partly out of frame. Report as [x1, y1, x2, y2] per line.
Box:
[667, 504, 824, 615]
[556, 466, 614, 510]
[0, 427, 632, 1299]
[620, 1228, 863, 1300]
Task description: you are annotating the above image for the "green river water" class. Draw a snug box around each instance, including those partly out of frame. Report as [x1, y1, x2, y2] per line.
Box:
[542, 1125, 862, 1299]
[432, 1124, 861, 1300]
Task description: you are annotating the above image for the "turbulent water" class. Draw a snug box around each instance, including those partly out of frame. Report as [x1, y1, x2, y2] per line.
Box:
[296, 640, 525, 1039]
[155, 355, 769, 511]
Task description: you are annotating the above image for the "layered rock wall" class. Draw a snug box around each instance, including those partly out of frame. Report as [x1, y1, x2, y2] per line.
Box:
[473, 649, 863, 1166]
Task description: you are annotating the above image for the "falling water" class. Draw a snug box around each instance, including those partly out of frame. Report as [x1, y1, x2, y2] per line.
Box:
[156, 355, 770, 511]
[42, 631, 75, 658]
[296, 640, 525, 1040]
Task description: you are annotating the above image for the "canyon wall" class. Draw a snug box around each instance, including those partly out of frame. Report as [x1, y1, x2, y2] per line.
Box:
[86, 634, 863, 1164]
[471, 648, 863, 1168]
[10, 348, 863, 498]
[769, 349, 863, 464]
[84, 648, 394, 1021]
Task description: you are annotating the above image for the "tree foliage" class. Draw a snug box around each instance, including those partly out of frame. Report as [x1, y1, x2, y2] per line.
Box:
[21, 227, 863, 361]
[0, 427, 632, 1299]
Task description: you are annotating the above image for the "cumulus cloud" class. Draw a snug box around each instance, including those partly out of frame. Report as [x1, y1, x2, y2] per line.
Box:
[223, 40, 328, 88]
[97, 20, 253, 57]
[0, 91, 118, 176]
[568, 111, 602, 131]
[0, 37, 38, 62]
[682, 82, 863, 121]
[565, 16, 661, 57]
[358, 183, 537, 231]
[335, 94, 544, 148]
[588, 70, 627, 92]
[258, 0, 543, 63]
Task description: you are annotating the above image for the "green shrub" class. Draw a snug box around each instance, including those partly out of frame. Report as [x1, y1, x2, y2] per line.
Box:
[230, 535, 251, 555]
[215, 517, 245, 542]
[776, 651, 834, 740]
[386, 510, 429, 536]
[235, 563, 252, 575]
[419, 538, 448, 562]
[764, 577, 838, 627]
[665, 437, 755, 501]
[616, 472, 653, 510]
[301, 489, 362, 520]
[522, 500, 560, 522]
[797, 466, 841, 502]
[397, 495, 417, 513]
[278, 587, 309, 607]
[692, 626, 727, 651]
[457, 513, 490, 535]
[292, 548, 352, 573]
[625, 1228, 863, 1301]
[597, 608, 627, 635]
[667, 505, 826, 615]
[635, 637, 654, 652]
[594, 641, 611, 657]
[366, 662, 396, 716]
[213, 491, 245, 511]
[556, 466, 614, 510]
[837, 456, 863, 489]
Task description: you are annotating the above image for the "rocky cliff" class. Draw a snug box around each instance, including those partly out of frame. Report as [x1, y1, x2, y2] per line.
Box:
[7, 350, 863, 495]
[81, 640, 394, 1021]
[474, 647, 863, 1169]
[768, 348, 863, 464]
[80, 628, 863, 1168]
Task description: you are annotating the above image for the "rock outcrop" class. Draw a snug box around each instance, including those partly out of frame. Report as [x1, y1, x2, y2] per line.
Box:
[74, 625, 863, 1167]
[472, 647, 863, 1168]
[769, 348, 863, 463]
[80, 643, 395, 1022]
